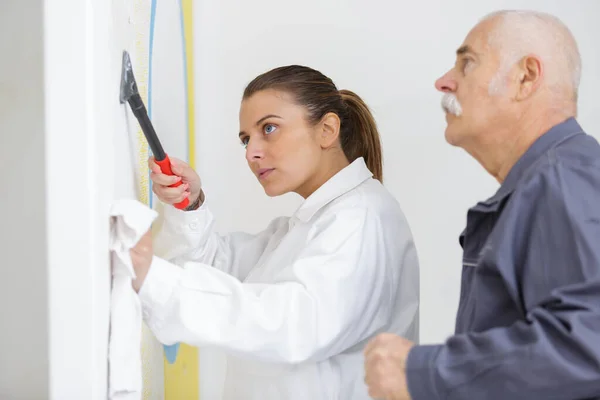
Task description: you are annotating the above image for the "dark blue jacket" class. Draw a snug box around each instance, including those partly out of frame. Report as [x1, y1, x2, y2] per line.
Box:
[406, 117, 600, 400]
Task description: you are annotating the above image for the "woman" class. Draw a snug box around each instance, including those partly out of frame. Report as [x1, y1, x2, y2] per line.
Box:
[131, 65, 420, 399]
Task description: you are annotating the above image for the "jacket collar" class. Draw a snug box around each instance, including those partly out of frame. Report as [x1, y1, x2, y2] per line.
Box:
[293, 157, 373, 222]
[484, 117, 584, 206]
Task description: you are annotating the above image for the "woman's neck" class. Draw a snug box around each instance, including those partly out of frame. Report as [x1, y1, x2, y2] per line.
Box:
[296, 153, 350, 199]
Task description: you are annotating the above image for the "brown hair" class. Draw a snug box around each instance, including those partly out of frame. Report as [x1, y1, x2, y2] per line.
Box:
[243, 65, 383, 182]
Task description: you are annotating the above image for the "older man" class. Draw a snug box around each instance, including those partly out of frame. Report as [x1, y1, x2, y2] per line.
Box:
[364, 9, 600, 400]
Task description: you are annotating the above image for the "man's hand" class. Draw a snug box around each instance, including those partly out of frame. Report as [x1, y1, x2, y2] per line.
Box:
[364, 333, 415, 400]
[130, 229, 153, 292]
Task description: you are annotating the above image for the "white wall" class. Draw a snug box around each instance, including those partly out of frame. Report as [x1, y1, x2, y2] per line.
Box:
[0, 1, 49, 398]
[193, 0, 600, 398]
[1, 0, 139, 398]
[45, 0, 114, 398]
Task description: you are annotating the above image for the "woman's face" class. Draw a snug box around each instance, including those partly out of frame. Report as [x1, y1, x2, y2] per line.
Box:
[239, 89, 328, 198]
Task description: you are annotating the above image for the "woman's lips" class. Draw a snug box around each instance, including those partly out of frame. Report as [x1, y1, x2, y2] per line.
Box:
[258, 168, 274, 179]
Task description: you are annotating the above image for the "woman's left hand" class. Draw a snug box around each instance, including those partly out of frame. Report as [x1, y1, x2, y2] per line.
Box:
[130, 229, 154, 292]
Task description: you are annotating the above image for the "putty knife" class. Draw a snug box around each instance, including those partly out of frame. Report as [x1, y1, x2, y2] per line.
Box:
[119, 50, 190, 210]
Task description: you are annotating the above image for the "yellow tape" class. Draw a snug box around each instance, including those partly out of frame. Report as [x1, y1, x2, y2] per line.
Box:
[164, 1, 200, 399]
[183, 0, 196, 171]
[164, 343, 200, 399]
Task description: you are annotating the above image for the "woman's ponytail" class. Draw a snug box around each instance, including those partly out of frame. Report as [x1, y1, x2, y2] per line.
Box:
[339, 89, 383, 182]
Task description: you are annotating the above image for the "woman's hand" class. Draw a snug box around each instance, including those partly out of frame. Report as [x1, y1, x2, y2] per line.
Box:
[130, 229, 154, 292]
[148, 156, 203, 207]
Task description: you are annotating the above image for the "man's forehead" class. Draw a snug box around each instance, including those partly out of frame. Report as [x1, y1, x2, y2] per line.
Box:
[456, 22, 493, 57]
[460, 18, 499, 54]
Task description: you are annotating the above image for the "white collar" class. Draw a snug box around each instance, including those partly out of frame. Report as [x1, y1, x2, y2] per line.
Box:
[293, 157, 373, 223]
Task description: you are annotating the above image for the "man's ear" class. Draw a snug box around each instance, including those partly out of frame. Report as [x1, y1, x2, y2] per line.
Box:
[514, 55, 543, 101]
[318, 112, 341, 148]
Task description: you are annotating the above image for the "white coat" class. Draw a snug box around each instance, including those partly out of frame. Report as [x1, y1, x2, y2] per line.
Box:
[139, 157, 420, 399]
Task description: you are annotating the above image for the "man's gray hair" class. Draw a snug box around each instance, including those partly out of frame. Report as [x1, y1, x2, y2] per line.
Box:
[482, 10, 581, 102]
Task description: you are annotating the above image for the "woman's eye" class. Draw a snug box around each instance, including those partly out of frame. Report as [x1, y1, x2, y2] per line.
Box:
[240, 136, 249, 148]
[264, 124, 277, 135]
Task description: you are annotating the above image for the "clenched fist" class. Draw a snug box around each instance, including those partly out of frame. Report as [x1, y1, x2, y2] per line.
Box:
[364, 333, 415, 400]
[148, 156, 203, 208]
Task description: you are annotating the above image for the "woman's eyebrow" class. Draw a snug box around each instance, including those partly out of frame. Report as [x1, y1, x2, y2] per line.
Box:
[239, 114, 282, 137]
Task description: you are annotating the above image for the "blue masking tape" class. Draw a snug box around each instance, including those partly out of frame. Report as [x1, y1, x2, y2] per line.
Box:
[163, 342, 181, 364]
[147, 0, 181, 365]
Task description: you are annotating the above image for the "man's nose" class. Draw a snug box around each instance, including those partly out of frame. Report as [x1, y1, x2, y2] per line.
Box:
[435, 70, 457, 93]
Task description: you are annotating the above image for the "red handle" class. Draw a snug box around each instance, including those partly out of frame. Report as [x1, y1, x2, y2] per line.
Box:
[155, 154, 190, 210]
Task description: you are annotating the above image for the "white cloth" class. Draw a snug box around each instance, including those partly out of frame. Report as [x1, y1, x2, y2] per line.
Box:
[139, 157, 420, 400]
[108, 199, 158, 400]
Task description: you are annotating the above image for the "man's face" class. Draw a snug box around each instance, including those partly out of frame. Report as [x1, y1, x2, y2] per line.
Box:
[435, 19, 512, 147]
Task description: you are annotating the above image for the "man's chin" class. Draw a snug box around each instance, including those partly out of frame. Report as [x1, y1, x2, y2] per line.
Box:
[444, 124, 463, 147]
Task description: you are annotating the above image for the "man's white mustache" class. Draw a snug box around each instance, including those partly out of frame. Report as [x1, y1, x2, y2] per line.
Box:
[441, 93, 463, 116]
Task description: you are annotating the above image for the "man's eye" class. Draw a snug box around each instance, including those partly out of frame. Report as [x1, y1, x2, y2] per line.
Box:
[264, 124, 277, 135]
[462, 58, 472, 72]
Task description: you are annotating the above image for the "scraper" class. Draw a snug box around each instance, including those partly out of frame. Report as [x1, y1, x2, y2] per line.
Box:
[119, 50, 190, 210]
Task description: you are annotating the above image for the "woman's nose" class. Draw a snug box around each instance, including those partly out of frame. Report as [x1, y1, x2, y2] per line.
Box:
[245, 138, 265, 162]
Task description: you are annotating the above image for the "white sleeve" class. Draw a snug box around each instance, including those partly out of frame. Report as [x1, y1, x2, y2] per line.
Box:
[139, 207, 401, 365]
[153, 199, 288, 281]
